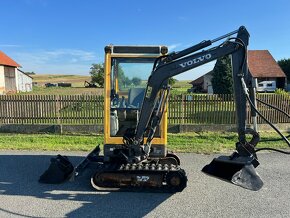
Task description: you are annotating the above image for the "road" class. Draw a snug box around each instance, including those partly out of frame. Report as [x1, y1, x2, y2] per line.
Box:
[0, 151, 290, 218]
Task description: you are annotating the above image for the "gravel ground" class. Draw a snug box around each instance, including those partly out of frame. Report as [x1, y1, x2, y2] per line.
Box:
[0, 151, 290, 218]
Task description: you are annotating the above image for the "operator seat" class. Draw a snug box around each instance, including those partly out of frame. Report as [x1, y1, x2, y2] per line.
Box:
[128, 88, 146, 108]
[113, 88, 146, 136]
[110, 110, 119, 136]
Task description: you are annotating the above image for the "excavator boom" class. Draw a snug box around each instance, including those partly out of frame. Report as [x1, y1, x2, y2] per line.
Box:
[131, 26, 253, 161]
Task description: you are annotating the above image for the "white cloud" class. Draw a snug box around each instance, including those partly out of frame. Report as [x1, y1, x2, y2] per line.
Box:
[41, 49, 98, 62]
[167, 43, 182, 52]
[12, 49, 100, 75]
[11, 47, 215, 79]
[26, 63, 91, 75]
[0, 44, 21, 48]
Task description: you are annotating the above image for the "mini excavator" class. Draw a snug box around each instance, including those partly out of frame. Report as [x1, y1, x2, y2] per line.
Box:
[39, 26, 290, 192]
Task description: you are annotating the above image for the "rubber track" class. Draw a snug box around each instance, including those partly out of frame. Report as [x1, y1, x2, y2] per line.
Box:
[91, 162, 187, 193]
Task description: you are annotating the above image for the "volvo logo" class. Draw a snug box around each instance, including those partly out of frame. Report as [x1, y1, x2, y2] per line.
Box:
[137, 176, 150, 182]
[179, 53, 212, 68]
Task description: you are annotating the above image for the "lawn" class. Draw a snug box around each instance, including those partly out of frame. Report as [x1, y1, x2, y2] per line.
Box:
[171, 80, 192, 94]
[0, 132, 288, 153]
[31, 74, 91, 87]
[23, 86, 103, 95]
[24, 74, 104, 95]
[26, 75, 192, 95]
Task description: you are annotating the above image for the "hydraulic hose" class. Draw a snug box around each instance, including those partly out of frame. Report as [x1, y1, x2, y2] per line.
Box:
[245, 93, 290, 146]
[231, 37, 290, 154]
[246, 94, 290, 154]
[256, 98, 290, 120]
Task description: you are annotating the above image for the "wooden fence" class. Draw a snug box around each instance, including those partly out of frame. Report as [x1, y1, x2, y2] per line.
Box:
[168, 94, 290, 124]
[0, 95, 104, 124]
[0, 94, 289, 125]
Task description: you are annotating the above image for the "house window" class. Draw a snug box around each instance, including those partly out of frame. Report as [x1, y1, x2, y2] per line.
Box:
[4, 66, 15, 78]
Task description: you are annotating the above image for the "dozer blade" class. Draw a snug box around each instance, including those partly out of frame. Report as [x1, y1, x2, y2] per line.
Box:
[202, 153, 263, 191]
[39, 155, 74, 184]
[39, 145, 102, 184]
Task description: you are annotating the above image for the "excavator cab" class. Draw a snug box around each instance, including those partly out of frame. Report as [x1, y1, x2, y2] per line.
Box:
[103, 45, 169, 161]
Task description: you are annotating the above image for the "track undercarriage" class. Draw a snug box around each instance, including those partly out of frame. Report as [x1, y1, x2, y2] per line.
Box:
[91, 158, 187, 192]
[38, 145, 188, 193]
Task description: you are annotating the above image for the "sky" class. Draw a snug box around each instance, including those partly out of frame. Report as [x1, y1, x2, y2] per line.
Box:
[1, 0, 290, 81]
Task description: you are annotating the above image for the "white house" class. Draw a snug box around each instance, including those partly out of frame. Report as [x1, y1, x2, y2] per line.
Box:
[189, 71, 213, 93]
[0, 50, 33, 94]
[17, 69, 33, 92]
[189, 50, 286, 93]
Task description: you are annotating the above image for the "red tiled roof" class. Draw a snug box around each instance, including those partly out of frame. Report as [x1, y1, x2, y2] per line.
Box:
[189, 50, 285, 83]
[248, 50, 286, 78]
[189, 71, 212, 85]
[0, 50, 21, 67]
[189, 76, 204, 85]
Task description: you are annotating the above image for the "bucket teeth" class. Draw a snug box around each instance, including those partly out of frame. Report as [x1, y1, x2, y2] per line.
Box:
[231, 164, 263, 191]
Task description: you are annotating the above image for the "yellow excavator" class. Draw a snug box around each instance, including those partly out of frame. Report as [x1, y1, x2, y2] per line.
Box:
[39, 26, 290, 192]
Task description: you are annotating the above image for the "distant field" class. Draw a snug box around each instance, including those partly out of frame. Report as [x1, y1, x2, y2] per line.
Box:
[32, 74, 191, 88]
[25, 74, 104, 95]
[31, 74, 91, 87]
[172, 80, 191, 94]
[173, 80, 191, 88]
[25, 86, 104, 95]
[27, 74, 191, 95]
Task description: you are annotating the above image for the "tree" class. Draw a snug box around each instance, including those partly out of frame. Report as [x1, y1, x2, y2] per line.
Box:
[90, 63, 104, 87]
[131, 77, 142, 86]
[117, 66, 131, 88]
[168, 78, 177, 86]
[211, 55, 233, 94]
[124, 77, 132, 87]
[25, 71, 35, 75]
[277, 58, 290, 83]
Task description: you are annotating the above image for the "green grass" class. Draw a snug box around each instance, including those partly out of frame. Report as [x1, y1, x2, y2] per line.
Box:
[24, 74, 104, 95]
[167, 132, 289, 153]
[0, 134, 102, 151]
[32, 74, 90, 85]
[171, 80, 192, 94]
[29, 74, 193, 95]
[19, 86, 103, 95]
[173, 80, 192, 88]
[0, 132, 288, 153]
